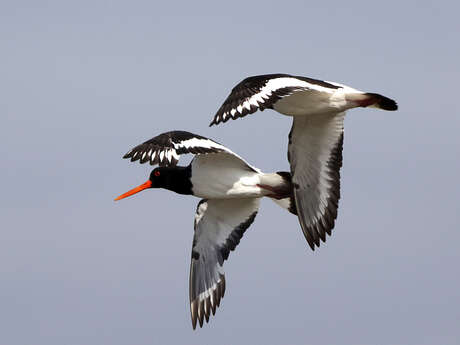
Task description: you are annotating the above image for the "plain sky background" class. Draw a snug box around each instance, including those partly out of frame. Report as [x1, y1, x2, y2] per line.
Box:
[1, 1, 459, 344]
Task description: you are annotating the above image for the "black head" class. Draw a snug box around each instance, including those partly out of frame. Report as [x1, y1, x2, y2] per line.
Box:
[150, 166, 193, 195]
[148, 167, 188, 190]
[115, 166, 192, 201]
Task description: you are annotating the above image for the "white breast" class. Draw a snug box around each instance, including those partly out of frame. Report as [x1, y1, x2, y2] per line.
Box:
[273, 89, 334, 116]
[190, 153, 264, 199]
[273, 87, 362, 116]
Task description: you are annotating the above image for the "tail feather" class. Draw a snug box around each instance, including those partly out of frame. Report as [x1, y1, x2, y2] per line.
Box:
[365, 92, 398, 111]
[346, 92, 398, 111]
[267, 171, 297, 215]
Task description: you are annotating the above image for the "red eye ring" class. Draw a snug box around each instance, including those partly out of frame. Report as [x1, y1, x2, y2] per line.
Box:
[154, 170, 161, 177]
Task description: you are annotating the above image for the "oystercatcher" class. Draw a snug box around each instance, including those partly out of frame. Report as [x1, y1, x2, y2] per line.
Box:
[210, 73, 398, 251]
[115, 130, 296, 329]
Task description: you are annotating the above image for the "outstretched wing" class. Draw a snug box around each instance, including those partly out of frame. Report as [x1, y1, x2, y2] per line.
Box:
[189, 198, 260, 329]
[123, 130, 235, 167]
[210, 74, 340, 126]
[288, 112, 345, 251]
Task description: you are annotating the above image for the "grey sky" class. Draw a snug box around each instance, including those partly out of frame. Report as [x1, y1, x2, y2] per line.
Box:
[1, 0, 459, 344]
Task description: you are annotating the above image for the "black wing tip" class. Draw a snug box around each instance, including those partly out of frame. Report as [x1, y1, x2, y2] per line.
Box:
[210, 109, 241, 127]
[190, 277, 226, 330]
[303, 196, 340, 250]
[209, 116, 218, 127]
[122, 151, 133, 159]
[304, 209, 339, 251]
[210, 104, 263, 127]
[211, 75, 291, 127]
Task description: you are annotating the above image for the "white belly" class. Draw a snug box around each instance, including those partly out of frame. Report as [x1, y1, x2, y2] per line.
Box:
[273, 89, 353, 116]
[190, 155, 265, 199]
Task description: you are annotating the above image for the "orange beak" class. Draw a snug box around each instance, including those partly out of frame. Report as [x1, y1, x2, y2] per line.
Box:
[114, 180, 152, 201]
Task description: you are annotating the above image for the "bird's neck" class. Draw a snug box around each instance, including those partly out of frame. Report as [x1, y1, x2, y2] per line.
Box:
[164, 165, 193, 196]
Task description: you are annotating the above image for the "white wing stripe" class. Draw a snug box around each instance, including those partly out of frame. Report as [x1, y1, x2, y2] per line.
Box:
[262, 77, 334, 95]
[176, 138, 216, 150]
[123, 131, 259, 171]
[190, 198, 260, 328]
[150, 151, 157, 163]
[218, 77, 329, 122]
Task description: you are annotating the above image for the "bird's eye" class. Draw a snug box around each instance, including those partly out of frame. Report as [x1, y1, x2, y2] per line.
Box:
[154, 170, 161, 177]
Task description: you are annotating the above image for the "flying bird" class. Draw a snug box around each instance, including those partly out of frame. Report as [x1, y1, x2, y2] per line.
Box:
[210, 73, 398, 250]
[115, 130, 297, 329]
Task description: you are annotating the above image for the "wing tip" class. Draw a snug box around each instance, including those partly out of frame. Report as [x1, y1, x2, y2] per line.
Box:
[303, 211, 339, 251]
[122, 150, 133, 159]
[190, 275, 226, 330]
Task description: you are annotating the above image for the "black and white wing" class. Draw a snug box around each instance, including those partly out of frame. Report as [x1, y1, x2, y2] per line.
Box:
[288, 113, 345, 251]
[123, 130, 237, 167]
[189, 198, 260, 329]
[210, 74, 340, 126]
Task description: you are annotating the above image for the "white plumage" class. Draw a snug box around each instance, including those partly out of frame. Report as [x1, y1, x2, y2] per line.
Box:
[119, 130, 296, 329]
[211, 73, 398, 249]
